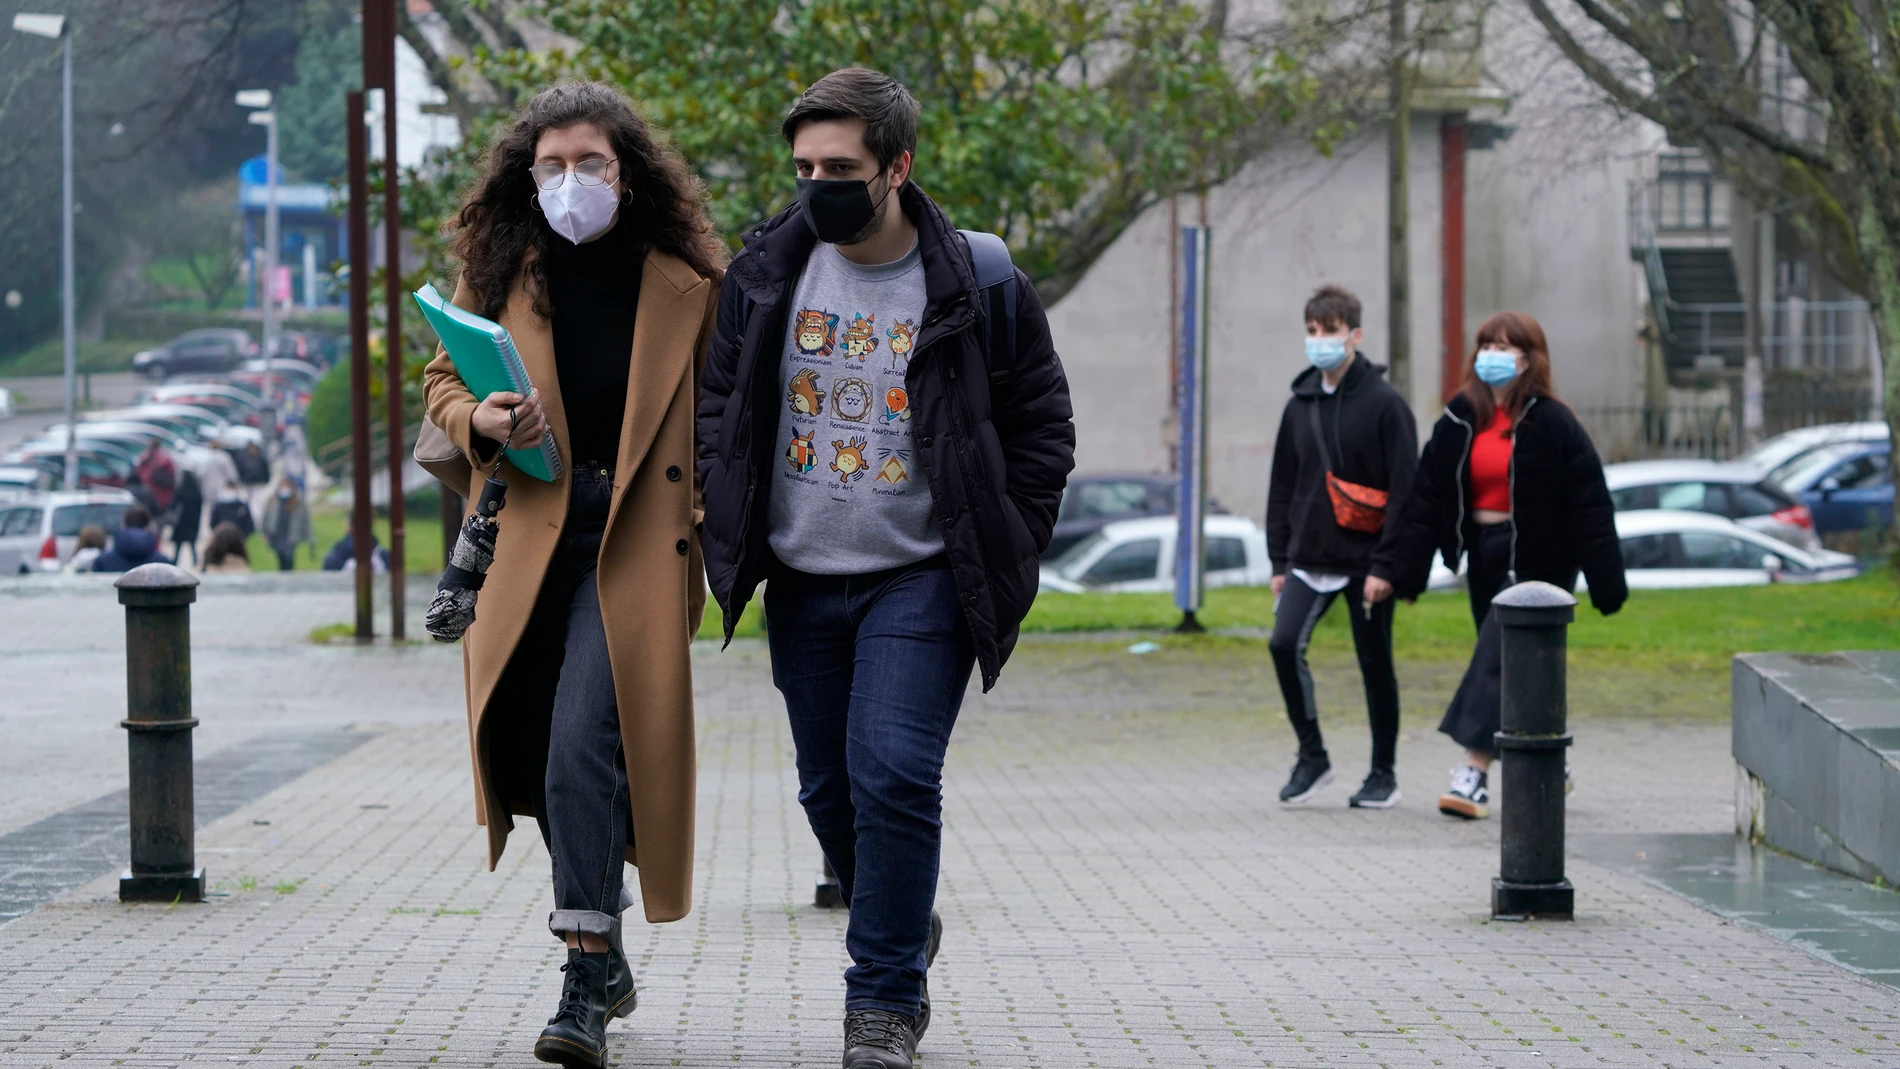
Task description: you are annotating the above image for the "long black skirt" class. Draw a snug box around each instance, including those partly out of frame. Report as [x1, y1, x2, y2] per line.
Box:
[1438, 522, 1513, 757]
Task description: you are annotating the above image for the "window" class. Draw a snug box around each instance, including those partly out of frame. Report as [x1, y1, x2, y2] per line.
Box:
[1081, 539, 1161, 585]
[1063, 481, 1155, 523]
[1656, 482, 1722, 512]
[1679, 532, 1771, 569]
[1205, 537, 1248, 573]
[0, 508, 41, 536]
[1824, 454, 1892, 491]
[1610, 486, 1657, 511]
[1621, 533, 1680, 570]
[1732, 484, 1789, 518]
[53, 503, 127, 537]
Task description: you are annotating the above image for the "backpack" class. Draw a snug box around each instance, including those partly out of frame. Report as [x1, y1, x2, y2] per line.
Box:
[956, 229, 1020, 387]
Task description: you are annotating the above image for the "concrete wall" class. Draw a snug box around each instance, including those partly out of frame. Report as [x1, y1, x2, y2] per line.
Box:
[1041, 11, 1659, 521]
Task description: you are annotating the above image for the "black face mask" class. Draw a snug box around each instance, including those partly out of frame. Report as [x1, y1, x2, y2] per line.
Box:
[797, 171, 889, 245]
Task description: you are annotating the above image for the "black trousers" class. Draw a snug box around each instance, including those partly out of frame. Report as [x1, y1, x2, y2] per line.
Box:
[1268, 571, 1400, 770]
[491, 466, 632, 938]
[1438, 521, 1536, 758]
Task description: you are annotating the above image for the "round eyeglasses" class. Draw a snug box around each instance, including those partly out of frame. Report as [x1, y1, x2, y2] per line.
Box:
[529, 157, 618, 190]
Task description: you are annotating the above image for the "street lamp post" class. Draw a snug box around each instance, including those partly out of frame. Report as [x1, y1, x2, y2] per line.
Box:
[12, 13, 75, 489]
[236, 89, 279, 449]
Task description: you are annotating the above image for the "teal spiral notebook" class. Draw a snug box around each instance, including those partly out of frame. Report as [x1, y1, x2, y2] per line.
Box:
[413, 282, 564, 483]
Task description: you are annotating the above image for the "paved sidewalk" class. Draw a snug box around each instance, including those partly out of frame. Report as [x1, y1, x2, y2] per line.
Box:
[2, 587, 1899, 1066]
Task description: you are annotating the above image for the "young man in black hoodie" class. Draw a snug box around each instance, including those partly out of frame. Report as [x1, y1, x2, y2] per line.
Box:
[1265, 285, 1418, 808]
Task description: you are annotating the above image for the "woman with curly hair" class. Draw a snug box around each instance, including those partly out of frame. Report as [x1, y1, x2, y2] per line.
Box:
[421, 81, 724, 1068]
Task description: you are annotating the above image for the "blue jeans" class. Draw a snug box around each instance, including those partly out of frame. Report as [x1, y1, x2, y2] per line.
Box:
[764, 557, 975, 1016]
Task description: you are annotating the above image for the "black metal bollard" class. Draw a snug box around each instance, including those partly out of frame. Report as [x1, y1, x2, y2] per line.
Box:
[116, 563, 206, 903]
[1491, 580, 1576, 920]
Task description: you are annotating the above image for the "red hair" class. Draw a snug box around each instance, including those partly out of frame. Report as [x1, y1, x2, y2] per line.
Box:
[1460, 311, 1567, 437]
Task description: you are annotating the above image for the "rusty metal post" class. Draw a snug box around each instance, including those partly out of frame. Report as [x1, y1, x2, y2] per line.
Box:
[347, 88, 374, 639]
[374, 0, 406, 639]
[117, 563, 205, 902]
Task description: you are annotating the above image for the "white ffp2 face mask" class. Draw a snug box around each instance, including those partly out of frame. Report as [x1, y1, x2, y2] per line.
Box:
[539, 177, 619, 245]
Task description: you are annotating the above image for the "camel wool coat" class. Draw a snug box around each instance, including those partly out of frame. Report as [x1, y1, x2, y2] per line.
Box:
[423, 248, 717, 924]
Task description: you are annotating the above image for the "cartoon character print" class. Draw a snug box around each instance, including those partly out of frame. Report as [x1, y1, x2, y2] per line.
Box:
[830, 437, 869, 483]
[830, 377, 873, 423]
[886, 320, 917, 368]
[787, 368, 825, 415]
[841, 313, 880, 360]
[794, 309, 840, 357]
[881, 387, 910, 424]
[786, 428, 817, 474]
[875, 448, 911, 487]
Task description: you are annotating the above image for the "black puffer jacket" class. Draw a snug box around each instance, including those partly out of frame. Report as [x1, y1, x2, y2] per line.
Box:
[695, 182, 1076, 690]
[1266, 355, 1418, 578]
[1389, 392, 1627, 614]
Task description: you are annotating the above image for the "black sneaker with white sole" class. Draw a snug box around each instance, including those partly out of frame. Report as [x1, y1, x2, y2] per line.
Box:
[1348, 767, 1401, 808]
[1278, 752, 1333, 806]
[1437, 765, 1490, 820]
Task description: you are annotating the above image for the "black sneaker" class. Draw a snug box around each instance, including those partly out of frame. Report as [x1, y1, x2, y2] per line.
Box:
[534, 949, 610, 1067]
[1348, 767, 1401, 809]
[1437, 765, 1490, 820]
[1278, 752, 1333, 806]
[843, 1008, 919, 1069]
[917, 909, 943, 1044]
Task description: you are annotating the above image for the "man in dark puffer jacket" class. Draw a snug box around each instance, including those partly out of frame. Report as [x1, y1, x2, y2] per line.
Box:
[695, 68, 1074, 1069]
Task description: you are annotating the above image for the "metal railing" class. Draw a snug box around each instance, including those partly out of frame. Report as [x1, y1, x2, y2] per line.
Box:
[313, 421, 420, 480]
[1661, 299, 1877, 371]
[1577, 383, 1878, 463]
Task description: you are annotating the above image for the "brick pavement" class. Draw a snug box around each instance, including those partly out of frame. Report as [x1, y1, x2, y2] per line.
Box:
[2, 586, 1899, 1067]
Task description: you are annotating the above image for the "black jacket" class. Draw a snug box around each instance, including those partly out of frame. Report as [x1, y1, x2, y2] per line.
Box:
[1389, 393, 1627, 613]
[93, 527, 171, 572]
[1266, 355, 1418, 578]
[695, 183, 1076, 690]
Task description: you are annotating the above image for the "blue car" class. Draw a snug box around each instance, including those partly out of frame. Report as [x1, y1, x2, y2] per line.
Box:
[1773, 441, 1893, 537]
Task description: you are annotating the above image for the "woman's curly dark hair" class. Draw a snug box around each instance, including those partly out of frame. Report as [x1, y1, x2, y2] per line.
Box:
[450, 82, 725, 320]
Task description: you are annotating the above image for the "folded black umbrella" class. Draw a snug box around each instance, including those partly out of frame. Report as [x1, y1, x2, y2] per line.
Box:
[426, 475, 508, 642]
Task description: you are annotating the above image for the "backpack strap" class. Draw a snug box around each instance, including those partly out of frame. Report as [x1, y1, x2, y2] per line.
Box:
[958, 229, 1018, 387]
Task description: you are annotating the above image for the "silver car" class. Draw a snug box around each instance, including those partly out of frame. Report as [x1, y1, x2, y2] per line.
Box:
[1603, 459, 1819, 551]
[0, 490, 137, 573]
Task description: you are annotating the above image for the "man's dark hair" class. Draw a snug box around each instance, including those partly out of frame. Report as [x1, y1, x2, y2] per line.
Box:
[1304, 284, 1362, 331]
[780, 68, 920, 170]
[122, 504, 150, 530]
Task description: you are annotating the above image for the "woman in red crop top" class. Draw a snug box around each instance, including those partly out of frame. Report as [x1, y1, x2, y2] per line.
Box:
[1387, 311, 1626, 821]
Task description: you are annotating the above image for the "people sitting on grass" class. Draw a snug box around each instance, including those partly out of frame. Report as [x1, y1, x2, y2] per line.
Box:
[200, 522, 252, 575]
[92, 505, 173, 572]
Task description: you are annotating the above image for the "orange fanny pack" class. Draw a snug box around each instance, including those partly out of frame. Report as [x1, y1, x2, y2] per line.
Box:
[1324, 471, 1388, 533]
[1310, 402, 1387, 534]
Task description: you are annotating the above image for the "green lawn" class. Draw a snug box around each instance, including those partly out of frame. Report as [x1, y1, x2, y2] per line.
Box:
[695, 572, 1900, 671]
[246, 505, 444, 573]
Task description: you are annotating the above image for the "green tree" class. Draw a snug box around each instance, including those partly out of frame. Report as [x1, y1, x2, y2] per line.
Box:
[142, 180, 244, 310]
[1528, 0, 1900, 490]
[277, 18, 361, 182]
[411, 0, 1344, 303]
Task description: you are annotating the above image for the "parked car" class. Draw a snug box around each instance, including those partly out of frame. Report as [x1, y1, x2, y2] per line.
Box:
[83, 403, 228, 442]
[1609, 509, 1859, 589]
[0, 447, 133, 489]
[1038, 515, 1270, 594]
[0, 386, 14, 419]
[0, 489, 136, 573]
[1044, 474, 1228, 561]
[25, 421, 193, 456]
[1735, 421, 1888, 476]
[0, 465, 54, 498]
[140, 385, 258, 424]
[277, 330, 341, 368]
[1770, 441, 1894, 537]
[131, 329, 258, 379]
[1604, 459, 1818, 551]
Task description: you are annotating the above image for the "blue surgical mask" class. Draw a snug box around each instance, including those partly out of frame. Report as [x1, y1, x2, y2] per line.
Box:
[1475, 348, 1520, 387]
[1305, 336, 1349, 371]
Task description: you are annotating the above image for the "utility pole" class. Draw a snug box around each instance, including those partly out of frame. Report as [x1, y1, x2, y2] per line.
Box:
[13, 14, 76, 488]
[1387, 0, 1412, 406]
[237, 89, 280, 447]
[347, 89, 374, 640]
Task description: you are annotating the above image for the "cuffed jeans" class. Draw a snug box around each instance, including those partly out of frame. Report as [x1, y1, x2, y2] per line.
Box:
[518, 465, 631, 939]
[763, 556, 974, 1017]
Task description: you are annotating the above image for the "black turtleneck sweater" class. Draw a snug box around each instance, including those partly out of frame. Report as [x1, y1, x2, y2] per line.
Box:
[544, 216, 643, 468]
